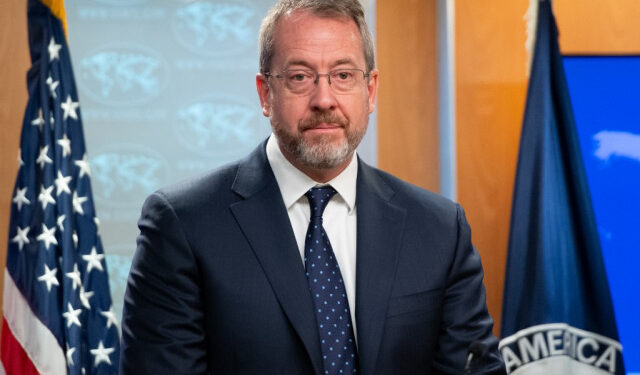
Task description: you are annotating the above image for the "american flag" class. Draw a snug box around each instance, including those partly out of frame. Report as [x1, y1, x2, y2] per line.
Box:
[1, 0, 120, 374]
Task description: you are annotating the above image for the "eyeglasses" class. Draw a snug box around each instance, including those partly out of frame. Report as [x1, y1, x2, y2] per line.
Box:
[265, 68, 370, 95]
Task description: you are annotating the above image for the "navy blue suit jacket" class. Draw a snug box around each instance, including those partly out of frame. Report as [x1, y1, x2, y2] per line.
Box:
[120, 141, 505, 374]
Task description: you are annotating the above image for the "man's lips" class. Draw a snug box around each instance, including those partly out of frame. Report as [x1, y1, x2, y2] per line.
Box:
[304, 123, 342, 130]
[302, 124, 344, 135]
[299, 112, 349, 132]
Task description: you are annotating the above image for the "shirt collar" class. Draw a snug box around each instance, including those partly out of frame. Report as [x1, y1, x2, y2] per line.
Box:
[266, 134, 358, 213]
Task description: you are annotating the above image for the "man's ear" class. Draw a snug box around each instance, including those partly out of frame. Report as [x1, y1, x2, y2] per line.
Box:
[366, 69, 379, 114]
[256, 73, 271, 117]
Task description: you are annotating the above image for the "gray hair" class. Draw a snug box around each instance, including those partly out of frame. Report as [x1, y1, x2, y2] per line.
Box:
[259, 0, 375, 74]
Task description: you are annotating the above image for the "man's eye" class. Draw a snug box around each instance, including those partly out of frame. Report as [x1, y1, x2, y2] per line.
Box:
[288, 72, 311, 82]
[334, 71, 353, 80]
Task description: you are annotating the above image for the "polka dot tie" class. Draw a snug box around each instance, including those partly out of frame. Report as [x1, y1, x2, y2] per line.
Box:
[304, 186, 358, 375]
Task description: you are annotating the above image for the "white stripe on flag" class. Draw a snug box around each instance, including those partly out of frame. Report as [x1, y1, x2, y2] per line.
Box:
[2, 272, 66, 375]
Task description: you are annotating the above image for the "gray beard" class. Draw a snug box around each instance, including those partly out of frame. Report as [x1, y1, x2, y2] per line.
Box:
[272, 122, 366, 170]
[287, 134, 353, 169]
[271, 110, 367, 169]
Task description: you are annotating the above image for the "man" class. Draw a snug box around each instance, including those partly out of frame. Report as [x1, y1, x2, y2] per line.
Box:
[120, 1, 506, 374]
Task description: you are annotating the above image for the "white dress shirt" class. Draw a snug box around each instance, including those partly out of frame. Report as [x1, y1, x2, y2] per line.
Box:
[265, 134, 359, 340]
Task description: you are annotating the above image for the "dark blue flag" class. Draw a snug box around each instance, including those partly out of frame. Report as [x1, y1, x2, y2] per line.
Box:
[499, 1, 624, 374]
[1, 1, 120, 374]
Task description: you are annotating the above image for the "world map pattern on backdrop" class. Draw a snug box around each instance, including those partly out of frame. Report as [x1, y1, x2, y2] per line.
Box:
[65, 0, 377, 323]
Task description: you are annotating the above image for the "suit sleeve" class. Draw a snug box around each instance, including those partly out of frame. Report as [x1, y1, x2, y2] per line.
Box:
[119, 192, 208, 375]
[432, 204, 506, 375]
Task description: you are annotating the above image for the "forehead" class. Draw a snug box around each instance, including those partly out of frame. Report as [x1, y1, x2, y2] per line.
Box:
[271, 10, 365, 68]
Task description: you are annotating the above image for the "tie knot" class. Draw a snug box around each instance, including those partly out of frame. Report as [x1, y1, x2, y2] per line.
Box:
[305, 186, 337, 219]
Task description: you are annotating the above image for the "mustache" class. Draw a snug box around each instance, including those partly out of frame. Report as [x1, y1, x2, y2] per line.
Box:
[299, 112, 349, 130]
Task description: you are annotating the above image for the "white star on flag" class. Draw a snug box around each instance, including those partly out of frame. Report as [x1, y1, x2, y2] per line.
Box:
[66, 263, 82, 290]
[54, 171, 72, 196]
[12, 187, 30, 211]
[73, 191, 88, 215]
[66, 346, 76, 367]
[36, 145, 53, 169]
[46, 74, 59, 98]
[62, 302, 82, 328]
[79, 287, 94, 310]
[36, 223, 58, 250]
[38, 184, 56, 210]
[31, 109, 45, 131]
[57, 214, 66, 232]
[82, 247, 104, 273]
[73, 231, 79, 248]
[11, 226, 30, 251]
[75, 154, 92, 178]
[37, 264, 59, 292]
[90, 341, 114, 367]
[100, 306, 119, 329]
[57, 133, 71, 157]
[17, 149, 24, 167]
[48, 37, 62, 61]
[61, 95, 79, 120]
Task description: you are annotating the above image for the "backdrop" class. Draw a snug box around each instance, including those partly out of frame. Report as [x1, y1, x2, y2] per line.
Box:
[64, 0, 377, 322]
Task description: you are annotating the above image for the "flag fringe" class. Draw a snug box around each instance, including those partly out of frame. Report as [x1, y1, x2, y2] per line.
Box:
[524, 0, 539, 76]
[41, 0, 68, 37]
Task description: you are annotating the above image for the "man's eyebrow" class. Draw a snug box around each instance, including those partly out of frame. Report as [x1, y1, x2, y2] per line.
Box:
[282, 58, 358, 70]
[332, 58, 356, 67]
[283, 60, 314, 69]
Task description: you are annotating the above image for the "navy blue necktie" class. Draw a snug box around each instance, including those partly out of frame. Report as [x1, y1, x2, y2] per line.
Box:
[304, 186, 358, 375]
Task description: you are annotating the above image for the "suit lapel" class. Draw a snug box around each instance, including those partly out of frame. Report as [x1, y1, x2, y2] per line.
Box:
[229, 144, 323, 375]
[355, 161, 407, 375]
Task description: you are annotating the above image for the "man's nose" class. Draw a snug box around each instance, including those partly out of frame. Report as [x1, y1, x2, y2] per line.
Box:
[309, 75, 337, 111]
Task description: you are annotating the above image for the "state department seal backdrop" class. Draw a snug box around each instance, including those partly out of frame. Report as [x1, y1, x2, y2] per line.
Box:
[65, 0, 378, 324]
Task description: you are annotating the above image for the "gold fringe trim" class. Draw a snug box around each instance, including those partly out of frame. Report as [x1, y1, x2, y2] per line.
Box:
[524, 0, 539, 77]
[41, 0, 68, 38]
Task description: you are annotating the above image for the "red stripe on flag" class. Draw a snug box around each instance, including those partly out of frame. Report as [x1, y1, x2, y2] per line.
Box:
[1, 319, 40, 375]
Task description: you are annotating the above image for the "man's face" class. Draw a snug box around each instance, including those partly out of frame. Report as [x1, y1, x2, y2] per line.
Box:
[257, 10, 378, 176]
